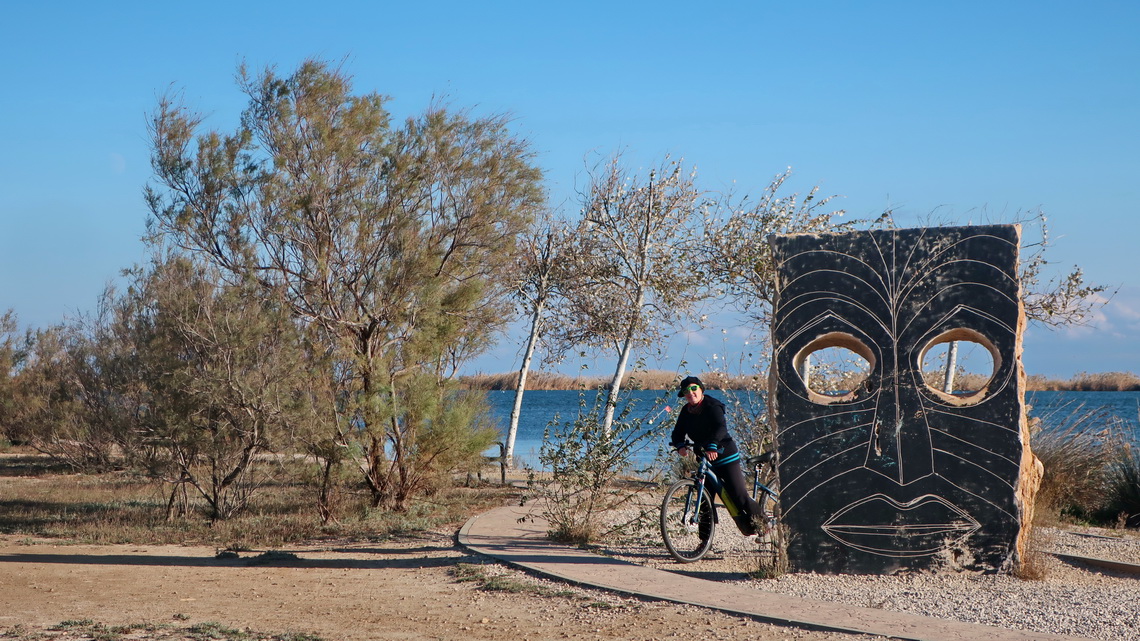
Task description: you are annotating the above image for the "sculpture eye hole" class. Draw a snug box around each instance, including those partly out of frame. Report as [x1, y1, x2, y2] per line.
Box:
[794, 332, 875, 404]
[919, 329, 999, 404]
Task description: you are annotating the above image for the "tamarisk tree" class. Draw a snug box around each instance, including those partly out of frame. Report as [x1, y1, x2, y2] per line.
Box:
[0, 311, 20, 443]
[145, 60, 543, 510]
[127, 257, 312, 520]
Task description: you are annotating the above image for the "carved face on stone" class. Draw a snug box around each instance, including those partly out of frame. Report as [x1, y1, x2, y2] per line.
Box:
[769, 225, 1028, 574]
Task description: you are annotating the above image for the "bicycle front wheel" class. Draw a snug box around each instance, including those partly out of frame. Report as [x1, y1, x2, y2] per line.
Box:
[660, 479, 715, 562]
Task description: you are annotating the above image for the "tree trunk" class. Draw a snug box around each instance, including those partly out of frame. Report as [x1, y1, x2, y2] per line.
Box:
[507, 298, 545, 466]
[943, 341, 958, 394]
[317, 456, 337, 524]
[389, 374, 410, 512]
[601, 290, 645, 433]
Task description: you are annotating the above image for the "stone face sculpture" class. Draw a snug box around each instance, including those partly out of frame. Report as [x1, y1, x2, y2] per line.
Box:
[768, 225, 1041, 574]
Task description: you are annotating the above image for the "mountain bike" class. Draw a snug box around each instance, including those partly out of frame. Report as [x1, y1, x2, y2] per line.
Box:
[659, 448, 779, 563]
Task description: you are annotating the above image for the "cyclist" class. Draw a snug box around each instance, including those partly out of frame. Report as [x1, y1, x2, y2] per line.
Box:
[670, 375, 762, 537]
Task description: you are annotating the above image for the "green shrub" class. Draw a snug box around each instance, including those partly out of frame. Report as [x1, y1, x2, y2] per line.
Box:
[535, 390, 666, 544]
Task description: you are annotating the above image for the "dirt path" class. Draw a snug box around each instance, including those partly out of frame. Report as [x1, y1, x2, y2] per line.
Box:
[0, 533, 878, 641]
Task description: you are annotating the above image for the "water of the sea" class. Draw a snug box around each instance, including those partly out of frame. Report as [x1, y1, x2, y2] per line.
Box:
[483, 389, 1140, 470]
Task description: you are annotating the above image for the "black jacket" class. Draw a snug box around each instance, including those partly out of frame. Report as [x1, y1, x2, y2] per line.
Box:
[669, 395, 739, 458]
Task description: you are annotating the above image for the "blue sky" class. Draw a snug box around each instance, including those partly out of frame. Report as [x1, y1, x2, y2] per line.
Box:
[2, 1, 1137, 379]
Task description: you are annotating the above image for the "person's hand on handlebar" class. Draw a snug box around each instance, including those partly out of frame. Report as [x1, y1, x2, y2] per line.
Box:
[676, 446, 718, 462]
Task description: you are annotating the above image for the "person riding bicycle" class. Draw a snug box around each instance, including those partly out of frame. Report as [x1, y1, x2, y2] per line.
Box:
[670, 376, 762, 537]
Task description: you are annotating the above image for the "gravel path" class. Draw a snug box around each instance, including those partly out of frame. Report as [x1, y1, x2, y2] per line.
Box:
[595, 503, 1140, 641]
[761, 530, 1140, 641]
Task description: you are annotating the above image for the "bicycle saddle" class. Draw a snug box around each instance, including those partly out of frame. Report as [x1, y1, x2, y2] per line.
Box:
[746, 451, 777, 466]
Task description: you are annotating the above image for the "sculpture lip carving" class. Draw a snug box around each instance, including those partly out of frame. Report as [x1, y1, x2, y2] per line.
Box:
[821, 494, 980, 557]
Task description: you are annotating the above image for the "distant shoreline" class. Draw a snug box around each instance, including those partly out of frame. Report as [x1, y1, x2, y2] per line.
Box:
[460, 370, 1140, 393]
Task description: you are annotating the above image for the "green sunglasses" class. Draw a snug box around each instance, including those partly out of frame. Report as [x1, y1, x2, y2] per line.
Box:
[684, 384, 701, 393]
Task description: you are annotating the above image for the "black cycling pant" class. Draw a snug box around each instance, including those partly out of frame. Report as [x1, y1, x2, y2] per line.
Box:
[711, 458, 762, 535]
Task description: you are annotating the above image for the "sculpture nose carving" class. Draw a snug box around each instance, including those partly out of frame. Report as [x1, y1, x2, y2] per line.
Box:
[867, 383, 934, 485]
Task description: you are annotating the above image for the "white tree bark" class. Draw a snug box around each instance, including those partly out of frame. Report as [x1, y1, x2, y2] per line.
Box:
[507, 298, 545, 465]
[602, 288, 646, 433]
[942, 341, 959, 394]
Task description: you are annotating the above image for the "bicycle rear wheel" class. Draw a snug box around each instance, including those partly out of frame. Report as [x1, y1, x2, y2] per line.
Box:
[755, 489, 778, 533]
[752, 488, 784, 575]
[660, 479, 715, 562]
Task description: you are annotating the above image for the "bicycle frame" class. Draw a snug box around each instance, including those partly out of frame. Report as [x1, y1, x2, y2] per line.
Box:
[751, 463, 779, 503]
[661, 447, 781, 563]
[749, 455, 779, 531]
[687, 450, 778, 515]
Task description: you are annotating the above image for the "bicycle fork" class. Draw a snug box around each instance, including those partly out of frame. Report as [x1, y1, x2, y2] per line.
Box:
[687, 474, 711, 528]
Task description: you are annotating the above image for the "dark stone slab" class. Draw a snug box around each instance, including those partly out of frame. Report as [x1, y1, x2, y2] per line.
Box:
[768, 225, 1039, 574]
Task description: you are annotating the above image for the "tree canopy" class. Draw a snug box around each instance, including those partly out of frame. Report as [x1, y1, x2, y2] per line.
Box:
[145, 59, 544, 509]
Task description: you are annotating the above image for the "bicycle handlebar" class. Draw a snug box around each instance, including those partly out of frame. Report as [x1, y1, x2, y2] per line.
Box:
[674, 444, 777, 466]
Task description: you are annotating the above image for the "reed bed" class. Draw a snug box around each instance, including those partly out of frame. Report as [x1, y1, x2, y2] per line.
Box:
[464, 370, 1140, 392]
[1028, 371, 1140, 392]
[460, 370, 765, 391]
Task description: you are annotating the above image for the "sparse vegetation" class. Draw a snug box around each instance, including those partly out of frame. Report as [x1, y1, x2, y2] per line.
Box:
[534, 392, 666, 545]
[1031, 408, 1120, 524]
[1013, 523, 1053, 581]
[451, 562, 577, 598]
[750, 523, 791, 580]
[0, 448, 514, 547]
[0, 620, 323, 641]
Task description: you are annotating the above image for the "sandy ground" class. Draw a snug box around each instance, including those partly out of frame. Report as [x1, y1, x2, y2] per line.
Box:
[0, 532, 881, 641]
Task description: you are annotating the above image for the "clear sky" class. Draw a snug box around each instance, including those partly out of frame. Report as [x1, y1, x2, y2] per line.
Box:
[2, 1, 1137, 379]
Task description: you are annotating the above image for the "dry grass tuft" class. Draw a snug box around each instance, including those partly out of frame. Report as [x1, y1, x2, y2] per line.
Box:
[1014, 522, 1054, 581]
[749, 524, 790, 579]
[1106, 442, 1140, 527]
[1030, 405, 1122, 523]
